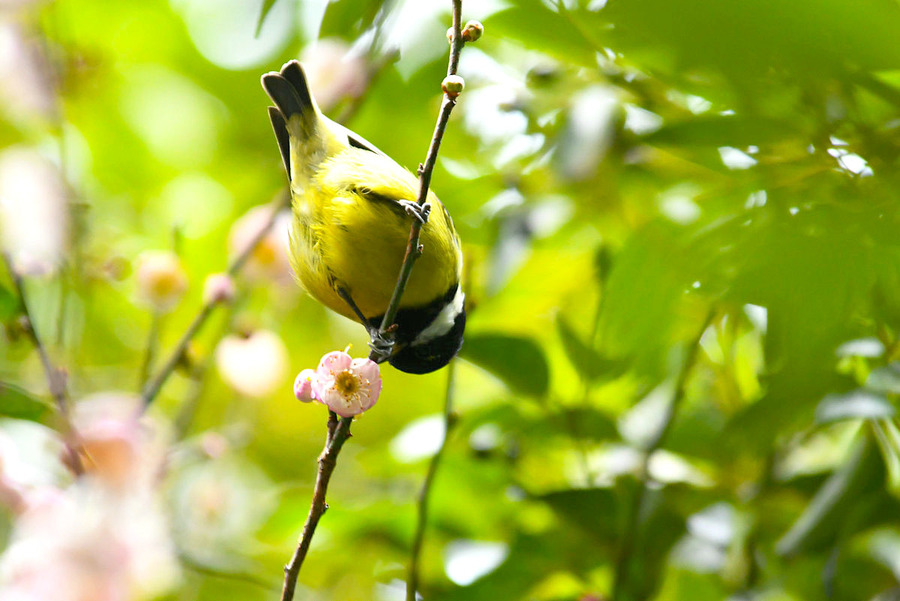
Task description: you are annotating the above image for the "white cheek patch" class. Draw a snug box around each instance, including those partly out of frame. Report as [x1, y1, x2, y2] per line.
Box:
[413, 287, 465, 346]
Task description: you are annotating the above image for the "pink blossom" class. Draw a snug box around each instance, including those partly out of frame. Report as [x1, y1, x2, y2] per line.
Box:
[215, 330, 288, 398]
[312, 352, 381, 417]
[293, 369, 317, 403]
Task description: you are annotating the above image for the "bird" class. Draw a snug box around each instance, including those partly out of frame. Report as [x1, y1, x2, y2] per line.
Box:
[261, 60, 465, 374]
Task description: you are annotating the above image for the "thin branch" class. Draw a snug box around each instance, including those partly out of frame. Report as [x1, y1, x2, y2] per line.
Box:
[281, 412, 353, 601]
[138, 311, 161, 391]
[140, 190, 289, 408]
[407, 360, 457, 601]
[370, 0, 465, 358]
[610, 310, 714, 601]
[2, 253, 84, 475]
[172, 304, 237, 439]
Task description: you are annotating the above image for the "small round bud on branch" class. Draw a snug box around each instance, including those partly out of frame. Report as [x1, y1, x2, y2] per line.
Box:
[294, 369, 317, 403]
[446, 27, 455, 44]
[462, 20, 484, 42]
[442, 75, 465, 98]
[202, 273, 236, 305]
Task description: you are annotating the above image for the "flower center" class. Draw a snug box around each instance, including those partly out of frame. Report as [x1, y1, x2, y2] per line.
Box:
[334, 370, 359, 397]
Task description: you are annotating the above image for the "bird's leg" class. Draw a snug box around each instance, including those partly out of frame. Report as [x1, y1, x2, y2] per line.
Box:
[337, 286, 395, 362]
[398, 200, 431, 225]
[336, 286, 371, 326]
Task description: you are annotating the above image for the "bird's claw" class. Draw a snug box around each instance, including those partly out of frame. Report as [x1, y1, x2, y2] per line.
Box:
[400, 201, 431, 225]
[368, 331, 395, 364]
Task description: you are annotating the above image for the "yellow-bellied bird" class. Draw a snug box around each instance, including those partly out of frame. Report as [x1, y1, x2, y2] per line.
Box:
[261, 60, 465, 373]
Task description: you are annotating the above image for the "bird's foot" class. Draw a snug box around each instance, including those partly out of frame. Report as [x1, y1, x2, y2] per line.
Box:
[368, 330, 395, 364]
[399, 201, 431, 225]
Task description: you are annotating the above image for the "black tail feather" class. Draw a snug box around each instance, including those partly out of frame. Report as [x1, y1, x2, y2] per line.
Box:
[261, 61, 318, 181]
[261, 72, 305, 121]
[279, 60, 314, 111]
[267, 106, 291, 179]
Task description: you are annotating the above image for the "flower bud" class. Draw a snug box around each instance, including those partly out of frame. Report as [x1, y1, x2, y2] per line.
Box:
[442, 75, 465, 98]
[446, 27, 455, 44]
[293, 369, 317, 403]
[136, 250, 188, 312]
[462, 20, 484, 42]
[202, 273, 236, 305]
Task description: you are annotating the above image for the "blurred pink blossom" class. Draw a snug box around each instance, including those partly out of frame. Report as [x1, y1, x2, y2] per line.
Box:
[215, 329, 288, 398]
[300, 39, 367, 112]
[0, 147, 68, 276]
[0, 22, 57, 124]
[71, 393, 167, 491]
[0, 395, 178, 599]
[135, 250, 188, 313]
[312, 351, 381, 417]
[0, 488, 178, 600]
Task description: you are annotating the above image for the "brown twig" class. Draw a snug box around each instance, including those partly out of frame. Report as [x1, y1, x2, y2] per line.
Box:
[2, 253, 84, 475]
[281, 412, 353, 601]
[369, 0, 465, 360]
[610, 310, 714, 601]
[407, 360, 457, 601]
[140, 190, 289, 408]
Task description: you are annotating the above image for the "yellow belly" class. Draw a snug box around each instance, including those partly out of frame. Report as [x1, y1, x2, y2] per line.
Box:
[288, 150, 461, 323]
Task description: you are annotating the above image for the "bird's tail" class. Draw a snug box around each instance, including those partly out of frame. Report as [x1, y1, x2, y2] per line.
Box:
[261, 60, 319, 180]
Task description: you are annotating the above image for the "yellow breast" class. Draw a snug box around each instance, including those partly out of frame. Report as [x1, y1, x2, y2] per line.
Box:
[288, 148, 461, 324]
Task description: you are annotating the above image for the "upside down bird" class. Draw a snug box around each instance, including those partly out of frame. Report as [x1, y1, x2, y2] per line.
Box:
[261, 60, 465, 374]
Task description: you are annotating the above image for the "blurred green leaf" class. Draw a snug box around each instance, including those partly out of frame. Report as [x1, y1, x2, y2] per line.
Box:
[489, 2, 599, 69]
[644, 116, 795, 148]
[599, 0, 900, 82]
[868, 364, 900, 394]
[557, 406, 618, 442]
[537, 488, 620, 541]
[460, 333, 549, 398]
[0, 382, 53, 423]
[435, 531, 603, 601]
[319, 0, 383, 39]
[0, 284, 17, 322]
[816, 390, 895, 423]
[556, 313, 627, 383]
[777, 434, 886, 557]
[254, 0, 278, 36]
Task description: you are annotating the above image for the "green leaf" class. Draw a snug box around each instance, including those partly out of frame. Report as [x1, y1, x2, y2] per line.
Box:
[319, 0, 383, 40]
[556, 313, 627, 382]
[0, 382, 53, 423]
[489, 2, 600, 69]
[460, 333, 549, 398]
[776, 434, 885, 557]
[644, 116, 794, 148]
[868, 363, 900, 394]
[537, 488, 620, 541]
[816, 390, 895, 423]
[0, 284, 17, 322]
[254, 0, 279, 37]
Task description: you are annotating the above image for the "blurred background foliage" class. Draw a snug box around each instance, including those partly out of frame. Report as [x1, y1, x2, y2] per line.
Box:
[2, 0, 900, 599]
